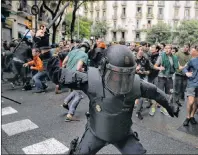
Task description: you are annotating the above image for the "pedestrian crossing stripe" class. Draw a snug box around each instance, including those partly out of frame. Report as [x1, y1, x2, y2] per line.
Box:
[22, 138, 69, 154]
[2, 107, 18, 116]
[2, 119, 38, 136]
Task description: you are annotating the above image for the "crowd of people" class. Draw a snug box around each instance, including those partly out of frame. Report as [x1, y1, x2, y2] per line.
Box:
[1, 25, 198, 127]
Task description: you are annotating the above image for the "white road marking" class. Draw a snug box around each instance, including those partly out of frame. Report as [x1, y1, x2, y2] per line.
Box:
[2, 119, 38, 136]
[2, 107, 18, 116]
[22, 138, 69, 154]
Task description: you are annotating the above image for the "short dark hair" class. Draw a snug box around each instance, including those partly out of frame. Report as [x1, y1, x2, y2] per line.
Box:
[161, 43, 166, 47]
[140, 41, 147, 46]
[172, 46, 178, 53]
[156, 45, 161, 52]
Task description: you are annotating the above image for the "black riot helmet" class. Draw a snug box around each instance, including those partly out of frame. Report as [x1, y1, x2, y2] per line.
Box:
[78, 41, 90, 53]
[99, 45, 137, 95]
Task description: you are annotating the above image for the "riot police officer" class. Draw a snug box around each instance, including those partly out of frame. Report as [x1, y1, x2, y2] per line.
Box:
[47, 45, 179, 154]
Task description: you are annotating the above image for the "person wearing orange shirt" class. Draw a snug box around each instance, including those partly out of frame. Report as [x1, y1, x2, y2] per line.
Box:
[23, 48, 48, 93]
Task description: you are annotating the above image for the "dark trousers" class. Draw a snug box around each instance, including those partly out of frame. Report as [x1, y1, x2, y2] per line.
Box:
[158, 77, 173, 94]
[11, 60, 27, 83]
[174, 74, 187, 102]
[75, 125, 146, 155]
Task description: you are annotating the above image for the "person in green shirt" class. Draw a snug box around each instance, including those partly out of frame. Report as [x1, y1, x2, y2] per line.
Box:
[61, 42, 89, 121]
[174, 44, 191, 106]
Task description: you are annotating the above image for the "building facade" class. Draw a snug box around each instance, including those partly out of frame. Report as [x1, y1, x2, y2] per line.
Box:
[1, 0, 68, 43]
[81, 1, 198, 43]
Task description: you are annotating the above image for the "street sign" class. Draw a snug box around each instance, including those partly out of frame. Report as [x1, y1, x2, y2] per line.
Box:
[31, 5, 39, 16]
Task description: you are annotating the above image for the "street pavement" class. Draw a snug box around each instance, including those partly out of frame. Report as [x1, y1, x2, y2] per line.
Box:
[1, 78, 198, 154]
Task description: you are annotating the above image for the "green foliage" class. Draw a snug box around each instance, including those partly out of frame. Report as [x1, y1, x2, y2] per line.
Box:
[65, 13, 92, 39]
[91, 21, 109, 38]
[174, 20, 198, 46]
[146, 21, 171, 44]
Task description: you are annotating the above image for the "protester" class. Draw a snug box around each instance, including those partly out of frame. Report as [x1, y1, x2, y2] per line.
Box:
[135, 46, 153, 120]
[154, 44, 179, 116]
[182, 46, 198, 126]
[174, 44, 191, 106]
[23, 48, 47, 93]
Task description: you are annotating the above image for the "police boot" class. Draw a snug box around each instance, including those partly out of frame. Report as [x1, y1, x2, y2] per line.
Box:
[68, 137, 79, 155]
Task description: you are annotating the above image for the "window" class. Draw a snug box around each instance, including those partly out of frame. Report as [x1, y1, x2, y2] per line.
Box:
[196, 9, 198, 17]
[159, 8, 163, 15]
[175, 1, 180, 6]
[174, 8, 179, 16]
[136, 32, 140, 39]
[148, 7, 152, 14]
[137, 7, 142, 13]
[136, 20, 140, 28]
[114, 21, 116, 28]
[103, 10, 106, 17]
[122, 32, 125, 39]
[185, 9, 190, 17]
[123, 7, 126, 16]
[147, 20, 151, 28]
[113, 32, 117, 40]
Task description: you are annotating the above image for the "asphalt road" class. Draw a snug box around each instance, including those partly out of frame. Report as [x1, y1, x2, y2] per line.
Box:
[1, 80, 198, 154]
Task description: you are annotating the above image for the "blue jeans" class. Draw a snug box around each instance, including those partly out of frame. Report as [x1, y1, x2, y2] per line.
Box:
[64, 91, 83, 115]
[32, 71, 47, 90]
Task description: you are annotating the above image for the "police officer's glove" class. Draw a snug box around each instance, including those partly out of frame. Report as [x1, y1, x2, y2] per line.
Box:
[166, 93, 180, 118]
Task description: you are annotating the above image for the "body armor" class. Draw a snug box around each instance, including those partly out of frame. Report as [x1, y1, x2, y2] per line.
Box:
[87, 67, 141, 142]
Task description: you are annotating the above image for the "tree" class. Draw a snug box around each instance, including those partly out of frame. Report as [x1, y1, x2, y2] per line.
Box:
[174, 20, 198, 47]
[65, 13, 92, 39]
[146, 22, 171, 45]
[42, 0, 65, 43]
[91, 21, 109, 38]
[70, 0, 86, 40]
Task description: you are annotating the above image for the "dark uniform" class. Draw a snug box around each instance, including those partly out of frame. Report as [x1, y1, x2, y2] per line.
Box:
[47, 45, 179, 155]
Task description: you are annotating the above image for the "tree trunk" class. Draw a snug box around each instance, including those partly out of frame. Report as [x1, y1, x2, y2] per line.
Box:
[70, 7, 77, 40]
[52, 24, 57, 44]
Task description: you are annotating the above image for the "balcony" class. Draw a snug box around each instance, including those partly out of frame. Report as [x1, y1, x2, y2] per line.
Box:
[136, 12, 142, 19]
[112, 37, 117, 42]
[95, 17, 100, 22]
[102, 16, 106, 21]
[174, 2, 180, 8]
[136, 1, 143, 6]
[112, 14, 117, 20]
[135, 38, 141, 42]
[185, 2, 191, 8]
[121, 13, 126, 19]
[158, 1, 165, 7]
[113, 2, 118, 8]
[147, 13, 154, 19]
[95, 6, 100, 11]
[147, 24, 152, 28]
[2, 0, 12, 10]
[173, 16, 180, 20]
[17, 4, 32, 17]
[121, 1, 127, 6]
[158, 14, 164, 20]
[184, 16, 190, 20]
[147, 1, 154, 6]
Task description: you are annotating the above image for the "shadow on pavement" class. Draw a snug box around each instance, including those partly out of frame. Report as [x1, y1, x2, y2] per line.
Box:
[177, 114, 198, 137]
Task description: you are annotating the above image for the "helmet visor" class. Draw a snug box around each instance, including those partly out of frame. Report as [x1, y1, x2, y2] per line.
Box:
[104, 64, 136, 95]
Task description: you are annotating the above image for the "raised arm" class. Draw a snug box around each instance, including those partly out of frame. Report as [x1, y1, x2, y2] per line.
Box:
[140, 80, 179, 117]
